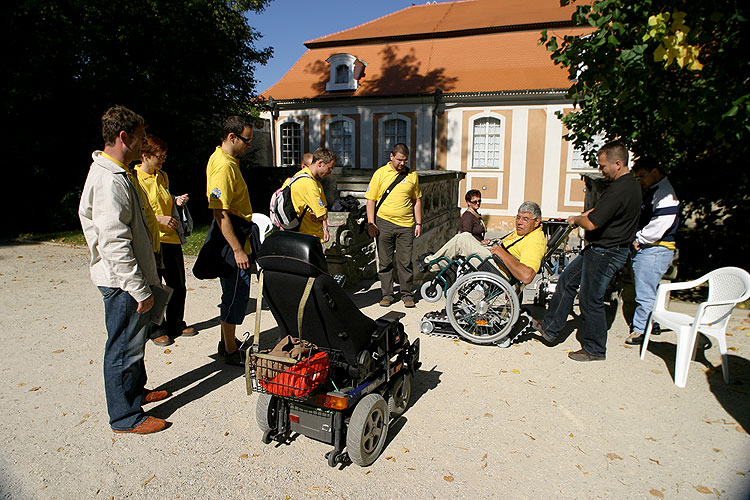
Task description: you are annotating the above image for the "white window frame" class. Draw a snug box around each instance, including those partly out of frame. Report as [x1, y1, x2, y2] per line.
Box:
[569, 132, 606, 171]
[468, 112, 505, 170]
[326, 116, 355, 167]
[326, 53, 358, 91]
[378, 113, 411, 167]
[277, 117, 304, 167]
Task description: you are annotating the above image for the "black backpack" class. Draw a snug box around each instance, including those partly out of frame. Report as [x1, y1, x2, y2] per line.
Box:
[269, 173, 312, 231]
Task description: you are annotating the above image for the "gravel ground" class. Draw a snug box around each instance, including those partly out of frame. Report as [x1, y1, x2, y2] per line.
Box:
[1, 241, 748, 500]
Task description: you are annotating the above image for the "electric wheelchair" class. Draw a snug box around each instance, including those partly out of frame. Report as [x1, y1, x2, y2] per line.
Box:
[419, 220, 576, 346]
[246, 231, 421, 467]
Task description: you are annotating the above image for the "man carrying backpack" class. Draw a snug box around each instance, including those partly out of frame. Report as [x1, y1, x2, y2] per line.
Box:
[279, 147, 337, 242]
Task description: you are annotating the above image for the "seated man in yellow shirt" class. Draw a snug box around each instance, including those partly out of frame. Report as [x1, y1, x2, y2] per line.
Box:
[422, 201, 547, 284]
[282, 148, 336, 242]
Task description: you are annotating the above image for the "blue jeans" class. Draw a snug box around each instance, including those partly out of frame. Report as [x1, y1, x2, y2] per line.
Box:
[219, 266, 251, 325]
[99, 287, 150, 431]
[542, 245, 629, 357]
[631, 245, 674, 334]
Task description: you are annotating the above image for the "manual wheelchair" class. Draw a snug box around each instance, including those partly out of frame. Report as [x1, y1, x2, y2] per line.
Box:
[419, 219, 577, 346]
[246, 231, 421, 467]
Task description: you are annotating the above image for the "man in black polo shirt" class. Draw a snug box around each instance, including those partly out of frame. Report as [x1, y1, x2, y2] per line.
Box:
[532, 141, 641, 361]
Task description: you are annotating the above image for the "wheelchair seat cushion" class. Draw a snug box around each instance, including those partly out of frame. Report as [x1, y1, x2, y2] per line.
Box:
[257, 231, 328, 277]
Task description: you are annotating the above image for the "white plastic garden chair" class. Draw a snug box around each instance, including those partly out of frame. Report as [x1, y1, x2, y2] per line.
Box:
[251, 213, 274, 244]
[640, 266, 750, 388]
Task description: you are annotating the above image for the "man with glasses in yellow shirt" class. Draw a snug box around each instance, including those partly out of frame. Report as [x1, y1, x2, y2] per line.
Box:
[204, 116, 254, 366]
[365, 143, 423, 308]
[421, 201, 547, 285]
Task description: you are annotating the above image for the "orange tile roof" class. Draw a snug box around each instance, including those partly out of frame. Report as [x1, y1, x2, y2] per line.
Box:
[305, 0, 580, 47]
[262, 0, 591, 100]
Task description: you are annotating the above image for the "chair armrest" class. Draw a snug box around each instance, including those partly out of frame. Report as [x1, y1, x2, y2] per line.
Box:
[653, 275, 711, 311]
[657, 275, 709, 292]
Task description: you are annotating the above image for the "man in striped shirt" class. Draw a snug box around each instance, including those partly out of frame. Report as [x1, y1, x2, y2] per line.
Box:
[626, 158, 680, 345]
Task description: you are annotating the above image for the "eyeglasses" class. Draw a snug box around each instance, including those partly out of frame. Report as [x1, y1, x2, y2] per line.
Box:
[235, 133, 251, 143]
[515, 215, 536, 223]
[155, 154, 167, 160]
[469, 199, 481, 204]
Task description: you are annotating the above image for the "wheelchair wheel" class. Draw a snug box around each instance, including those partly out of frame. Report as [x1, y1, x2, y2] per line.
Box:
[346, 394, 389, 467]
[445, 271, 520, 344]
[387, 373, 411, 418]
[420, 280, 443, 303]
[256, 393, 277, 434]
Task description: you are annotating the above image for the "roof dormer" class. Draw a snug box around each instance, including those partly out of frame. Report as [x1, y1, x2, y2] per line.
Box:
[325, 53, 366, 92]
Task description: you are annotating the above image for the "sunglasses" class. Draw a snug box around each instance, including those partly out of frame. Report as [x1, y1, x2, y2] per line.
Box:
[235, 133, 251, 143]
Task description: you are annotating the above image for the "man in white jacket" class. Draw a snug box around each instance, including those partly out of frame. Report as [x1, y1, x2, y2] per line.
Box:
[79, 105, 168, 434]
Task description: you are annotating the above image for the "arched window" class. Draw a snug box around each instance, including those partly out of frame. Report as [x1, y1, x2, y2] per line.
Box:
[328, 119, 353, 166]
[279, 121, 302, 166]
[335, 65, 350, 84]
[471, 117, 503, 169]
[383, 118, 407, 163]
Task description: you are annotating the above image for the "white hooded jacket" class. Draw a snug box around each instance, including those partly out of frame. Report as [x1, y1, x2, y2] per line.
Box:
[79, 151, 160, 302]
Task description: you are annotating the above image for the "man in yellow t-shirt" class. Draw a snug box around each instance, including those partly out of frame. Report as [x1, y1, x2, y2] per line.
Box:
[282, 147, 336, 242]
[204, 116, 254, 366]
[365, 143, 423, 308]
[423, 201, 547, 284]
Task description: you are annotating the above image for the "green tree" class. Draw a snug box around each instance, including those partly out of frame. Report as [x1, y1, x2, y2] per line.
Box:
[3, 0, 272, 236]
[541, 0, 750, 276]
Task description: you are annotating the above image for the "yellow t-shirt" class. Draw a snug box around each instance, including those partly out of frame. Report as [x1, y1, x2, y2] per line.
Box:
[502, 226, 547, 274]
[102, 153, 160, 253]
[281, 166, 328, 241]
[134, 166, 180, 245]
[364, 163, 422, 227]
[206, 147, 253, 254]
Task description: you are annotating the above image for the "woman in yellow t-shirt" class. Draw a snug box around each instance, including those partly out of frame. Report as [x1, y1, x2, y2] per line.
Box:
[135, 135, 197, 346]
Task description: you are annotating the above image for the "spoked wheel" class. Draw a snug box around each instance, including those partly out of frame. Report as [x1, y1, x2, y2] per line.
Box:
[256, 393, 278, 435]
[346, 394, 389, 467]
[445, 271, 520, 344]
[387, 373, 411, 418]
[420, 281, 443, 303]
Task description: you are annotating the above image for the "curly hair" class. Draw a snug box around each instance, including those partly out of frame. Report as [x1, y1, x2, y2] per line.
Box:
[101, 105, 145, 146]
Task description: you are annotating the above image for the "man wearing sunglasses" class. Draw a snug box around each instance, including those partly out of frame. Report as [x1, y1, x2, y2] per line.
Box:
[204, 116, 255, 366]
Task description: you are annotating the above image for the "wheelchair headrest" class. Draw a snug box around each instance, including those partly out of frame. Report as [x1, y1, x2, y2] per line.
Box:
[257, 231, 328, 277]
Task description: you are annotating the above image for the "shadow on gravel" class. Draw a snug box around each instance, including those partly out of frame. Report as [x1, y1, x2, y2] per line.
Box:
[642, 336, 750, 432]
[187, 295, 266, 333]
[149, 356, 243, 419]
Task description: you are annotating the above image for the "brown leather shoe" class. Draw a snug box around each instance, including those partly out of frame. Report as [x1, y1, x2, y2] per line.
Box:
[180, 326, 198, 337]
[379, 297, 392, 307]
[113, 416, 168, 434]
[567, 348, 605, 362]
[152, 335, 173, 346]
[142, 389, 170, 404]
[403, 297, 416, 308]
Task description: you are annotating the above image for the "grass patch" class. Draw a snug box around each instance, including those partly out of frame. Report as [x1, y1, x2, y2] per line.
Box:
[18, 230, 87, 246]
[183, 225, 208, 256]
[16, 225, 209, 256]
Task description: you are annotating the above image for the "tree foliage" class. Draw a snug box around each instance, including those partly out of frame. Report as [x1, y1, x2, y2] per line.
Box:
[541, 0, 750, 274]
[3, 0, 272, 235]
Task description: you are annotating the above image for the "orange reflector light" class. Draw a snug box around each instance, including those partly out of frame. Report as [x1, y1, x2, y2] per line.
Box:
[476, 320, 488, 326]
[289, 414, 300, 423]
[320, 394, 348, 410]
[394, 363, 402, 373]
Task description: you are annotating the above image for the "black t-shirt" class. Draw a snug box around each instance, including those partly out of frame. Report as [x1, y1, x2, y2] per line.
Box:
[586, 173, 642, 247]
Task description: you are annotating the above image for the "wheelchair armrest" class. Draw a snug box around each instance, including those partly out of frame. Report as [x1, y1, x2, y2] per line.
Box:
[491, 254, 519, 286]
[373, 311, 405, 341]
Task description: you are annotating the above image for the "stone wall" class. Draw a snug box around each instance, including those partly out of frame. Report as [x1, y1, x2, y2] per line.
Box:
[322, 169, 465, 285]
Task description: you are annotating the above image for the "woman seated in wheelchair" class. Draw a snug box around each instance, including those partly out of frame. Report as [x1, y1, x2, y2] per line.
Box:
[419, 201, 547, 299]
